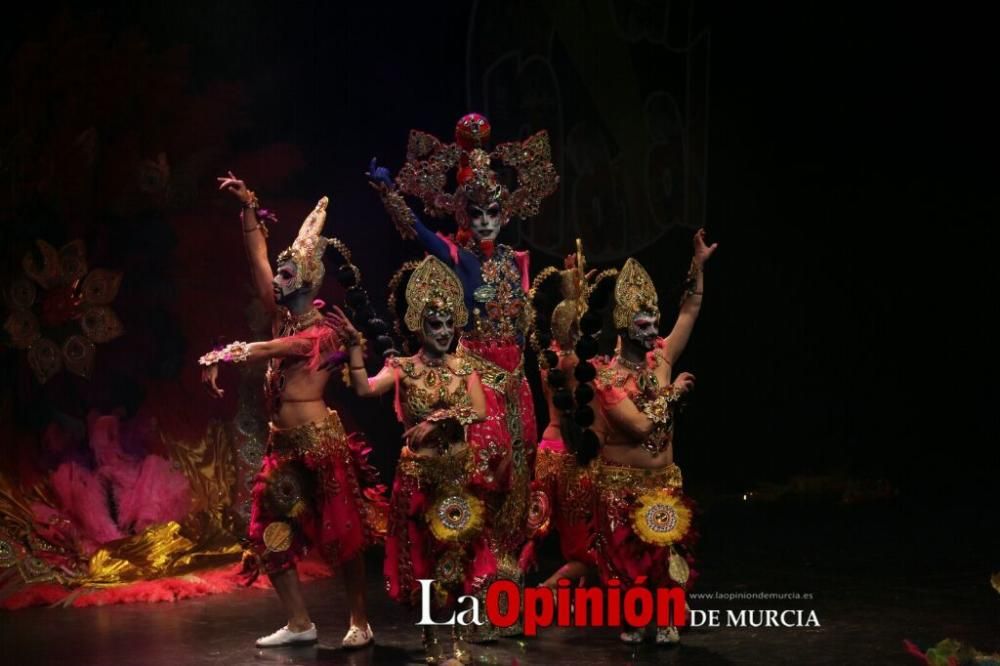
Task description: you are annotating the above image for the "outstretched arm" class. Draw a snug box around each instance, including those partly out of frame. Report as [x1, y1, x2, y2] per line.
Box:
[325, 306, 395, 397]
[217, 172, 277, 318]
[367, 158, 456, 266]
[661, 228, 718, 365]
[198, 336, 314, 398]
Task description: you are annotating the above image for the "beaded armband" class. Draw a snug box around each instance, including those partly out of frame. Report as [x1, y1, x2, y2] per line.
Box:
[380, 188, 418, 240]
[198, 341, 251, 366]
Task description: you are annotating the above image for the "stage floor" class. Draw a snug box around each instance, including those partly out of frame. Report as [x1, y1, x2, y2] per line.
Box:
[2, 499, 996, 665]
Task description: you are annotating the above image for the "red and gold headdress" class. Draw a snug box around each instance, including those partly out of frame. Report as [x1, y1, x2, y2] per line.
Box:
[394, 113, 559, 231]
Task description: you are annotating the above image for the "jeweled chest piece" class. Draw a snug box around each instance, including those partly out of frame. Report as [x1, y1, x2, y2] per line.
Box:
[614, 355, 658, 393]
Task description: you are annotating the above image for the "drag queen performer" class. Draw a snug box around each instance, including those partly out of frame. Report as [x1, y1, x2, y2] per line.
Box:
[368, 113, 558, 635]
[528, 241, 598, 591]
[199, 174, 386, 648]
[330, 256, 491, 664]
[590, 229, 716, 645]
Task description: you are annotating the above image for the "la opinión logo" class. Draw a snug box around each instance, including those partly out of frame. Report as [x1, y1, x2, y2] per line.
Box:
[415, 577, 686, 636]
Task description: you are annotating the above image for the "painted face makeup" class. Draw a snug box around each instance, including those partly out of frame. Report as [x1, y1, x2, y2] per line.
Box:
[628, 310, 660, 350]
[421, 308, 455, 355]
[467, 201, 502, 241]
[272, 260, 303, 305]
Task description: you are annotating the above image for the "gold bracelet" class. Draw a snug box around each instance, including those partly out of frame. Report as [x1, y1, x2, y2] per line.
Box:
[241, 189, 260, 210]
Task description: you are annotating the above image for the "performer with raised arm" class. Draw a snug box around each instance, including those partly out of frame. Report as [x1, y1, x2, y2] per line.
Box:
[198, 174, 386, 649]
[329, 255, 492, 664]
[590, 229, 717, 645]
[368, 113, 559, 637]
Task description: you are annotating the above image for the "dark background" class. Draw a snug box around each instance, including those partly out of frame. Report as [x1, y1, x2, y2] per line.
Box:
[1, 1, 996, 553]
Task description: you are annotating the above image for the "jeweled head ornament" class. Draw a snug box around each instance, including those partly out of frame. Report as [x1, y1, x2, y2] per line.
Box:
[613, 258, 659, 329]
[275, 196, 350, 291]
[394, 112, 559, 229]
[550, 239, 590, 348]
[403, 256, 468, 333]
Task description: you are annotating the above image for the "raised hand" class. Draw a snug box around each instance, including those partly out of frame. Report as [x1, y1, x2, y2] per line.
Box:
[216, 171, 254, 206]
[365, 157, 394, 193]
[201, 364, 224, 398]
[323, 305, 361, 346]
[672, 371, 696, 395]
[693, 228, 718, 267]
[402, 421, 438, 450]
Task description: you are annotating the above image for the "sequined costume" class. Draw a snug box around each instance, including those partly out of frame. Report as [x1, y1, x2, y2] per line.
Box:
[376, 115, 558, 615]
[200, 198, 388, 583]
[532, 435, 596, 567]
[382, 355, 496, 609]
[528, 243, 597, 569]
[591, 352, 697, 590]
[590, 259, 698, 591]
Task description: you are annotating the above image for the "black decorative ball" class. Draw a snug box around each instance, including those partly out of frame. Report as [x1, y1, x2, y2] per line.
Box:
[574, 361, 597, 383]
[552, 388, 574, 411]
[547, 368, 567, 389]
[574, 383, 594, 405]
[580, 311, 602, 336]
[574, 405, 595, 427]
[367, 318, 389, 335]
[575, 336, 598, 360]
[336, 264, 358, 287]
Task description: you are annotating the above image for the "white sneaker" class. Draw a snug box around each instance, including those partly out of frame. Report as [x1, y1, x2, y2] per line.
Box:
[255, 623, 318, 648]
[655, 626, 680, 644]
[341, 623, 374, 648]
[619, 628, 644, 644]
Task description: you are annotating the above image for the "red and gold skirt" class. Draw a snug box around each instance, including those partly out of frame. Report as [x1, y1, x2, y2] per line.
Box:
[384, 446, 496, 610]
[244, 410, 387, 581]
[592, 459, 697, 589]
[531, 438, 596, 566]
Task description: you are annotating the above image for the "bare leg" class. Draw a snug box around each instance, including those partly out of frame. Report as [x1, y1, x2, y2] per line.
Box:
[341, 554, 369, 628]
[541, 560, 589, 589]
[269, 568, 313, 631]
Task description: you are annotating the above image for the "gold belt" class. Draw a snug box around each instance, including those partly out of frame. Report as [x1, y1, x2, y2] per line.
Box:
[457, 347, 524, 392]
[397, 446, 472, 486]
[535, 447, 574, 478]
[268, 409, 347, 457]
[593, 459, 683, 492]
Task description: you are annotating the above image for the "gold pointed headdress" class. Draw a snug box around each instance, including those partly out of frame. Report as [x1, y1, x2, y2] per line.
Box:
[613, 258, 659, 329]
[276, 197, 335, 290]
[551, 238, 589, 348]
[403, 256, 468, 332]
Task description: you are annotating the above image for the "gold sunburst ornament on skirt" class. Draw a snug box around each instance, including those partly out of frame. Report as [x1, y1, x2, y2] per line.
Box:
[631, 490, 692, 547]
[426, 490, 485, 543]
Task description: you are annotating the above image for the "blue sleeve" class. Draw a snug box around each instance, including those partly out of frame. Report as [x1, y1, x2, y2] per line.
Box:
[455, 251, 483, 318]
[413, 217, 453, 265]
[411, 217, 482, 326]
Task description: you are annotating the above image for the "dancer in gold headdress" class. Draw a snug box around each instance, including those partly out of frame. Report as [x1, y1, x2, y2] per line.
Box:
[330, 256, 491, 664]
[590, 229, 717, 645]
[368, 113, 559, 637]
[198, 173, 386, 649]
